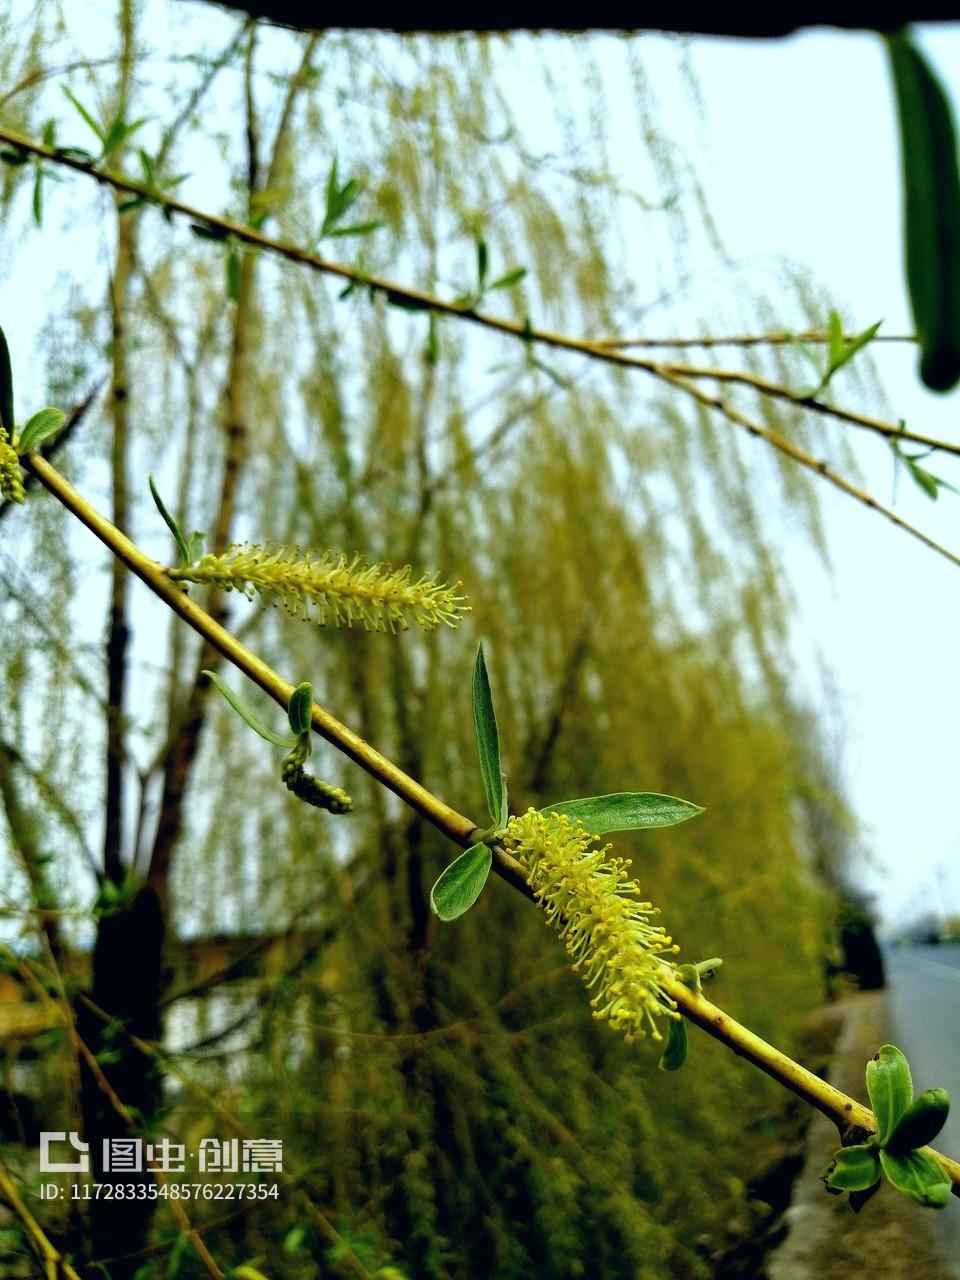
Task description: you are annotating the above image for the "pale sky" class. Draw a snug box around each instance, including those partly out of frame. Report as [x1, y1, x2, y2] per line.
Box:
[680, 26, 960, 928]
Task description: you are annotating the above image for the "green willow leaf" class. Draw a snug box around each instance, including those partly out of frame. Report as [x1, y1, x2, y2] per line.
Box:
[32, 165, 43, 227]
[476, 237, 489, 291]
[0, 322, 14, 435]
[190, 221, 230, 242]
[226, 248, 241, 302]
[473, 642, 507, 827]
[879, 1148, 951, 1208]
[328, 220, 383, 238]
[148, 474, 191, 567]
[287, 682, 314, 736]
[17, 407, 66, 454]
[821, 1144, 881, 1193]
[658, 1016, 687, 1071]
[100, 115, 148, 159]
[489, 267, 527, 291]
[866, 1044, 913, 1144]
[62, 86, 105, 142]
[430, 843, 492, 921]
[540, 792, 703, 834]
[887, 1087, 950, 1155]
[202, 670, 295, 749]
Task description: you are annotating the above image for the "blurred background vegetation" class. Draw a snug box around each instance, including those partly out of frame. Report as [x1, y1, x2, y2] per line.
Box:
[0, 5, 883, 1276]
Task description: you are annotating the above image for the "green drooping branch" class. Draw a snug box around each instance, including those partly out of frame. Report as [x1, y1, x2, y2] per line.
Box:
[21, 448, 960, 1203]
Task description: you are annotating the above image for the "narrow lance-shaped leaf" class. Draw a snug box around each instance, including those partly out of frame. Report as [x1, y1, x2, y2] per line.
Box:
[32, 165, 43, 227]
[328, 220, 384, 238]
[827, 309, 844, 373]
[226, 248, 241, 302]
[430, 843, 492, 921]
[866, 1044, 913, 1144]
[473, 642, 507, 827]
[100, 114, 148, 159]
[62, 86, 105, 142]
[202, 670, 295, 749]
[489, 267, 527, 291]
[887, 33, 960, 391]
[148, 474, 191, 567]
[540, 792, 703, 834]
[476, 236, 488, 292]
[0, 322, 13, 435]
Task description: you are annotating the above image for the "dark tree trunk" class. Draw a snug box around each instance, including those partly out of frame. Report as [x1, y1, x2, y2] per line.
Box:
[75, 886, 166, 1279]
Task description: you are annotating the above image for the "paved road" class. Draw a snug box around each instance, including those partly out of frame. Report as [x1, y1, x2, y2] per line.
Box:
[886, 944, 960, 1272]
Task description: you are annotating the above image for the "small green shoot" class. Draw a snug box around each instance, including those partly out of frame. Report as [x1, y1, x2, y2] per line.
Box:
[790, 311, 882, 399]
[821, 1044, 951, 1210]
[320, 156, 383, 239]
[891, 421, 958, 502]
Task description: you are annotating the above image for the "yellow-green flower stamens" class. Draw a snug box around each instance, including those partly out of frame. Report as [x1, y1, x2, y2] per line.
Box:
[169, 544, 469, 633]
[504, 808, 679, 1042]
[0, 427, 24, 504]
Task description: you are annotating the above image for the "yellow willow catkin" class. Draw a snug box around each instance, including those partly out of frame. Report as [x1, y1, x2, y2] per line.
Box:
[503, 809, 679, 1042]
[168, 544, 469, 633]
[0, 427, 23, 503]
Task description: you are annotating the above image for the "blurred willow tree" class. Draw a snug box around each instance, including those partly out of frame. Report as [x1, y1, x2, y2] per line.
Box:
[0, 5, 864, 1277]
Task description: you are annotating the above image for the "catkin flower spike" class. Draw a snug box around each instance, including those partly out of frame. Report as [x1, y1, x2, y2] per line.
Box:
[168, 544, 469, 633]
[281, 735, 352, 815]
[504, 809, 679, 1043]
[0, 427, 24, 503]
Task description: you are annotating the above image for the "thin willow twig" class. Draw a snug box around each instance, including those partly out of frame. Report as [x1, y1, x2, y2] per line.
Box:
[590, 330, 918, 349]
[654, 367, 960, 572]
[656, 360, 960, 458]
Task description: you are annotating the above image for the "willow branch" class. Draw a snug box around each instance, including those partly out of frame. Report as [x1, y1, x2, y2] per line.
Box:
[21, 450, 960, 1197]
[654, 367, 960, 571]
[654, 360, 960, 458]
[3, 119, 958, 484]
[590, 330, 918, 350]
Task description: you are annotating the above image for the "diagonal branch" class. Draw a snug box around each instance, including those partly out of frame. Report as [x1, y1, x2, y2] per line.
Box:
[589, 329, 918, 350]
[654, 366, 960, 571]
[22, 448, 960, 1198]
[654, 359, 960, 458]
